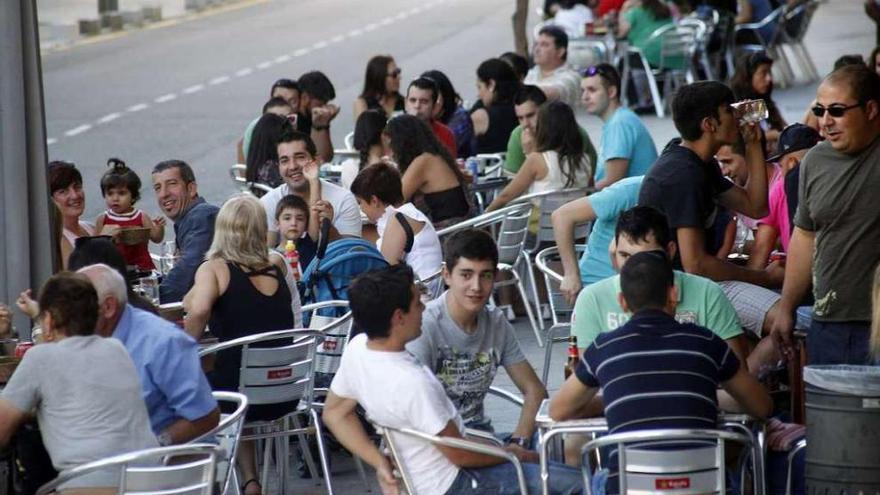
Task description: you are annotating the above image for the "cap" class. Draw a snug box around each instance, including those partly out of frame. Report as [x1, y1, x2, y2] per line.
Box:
[766, 123, 821, 162]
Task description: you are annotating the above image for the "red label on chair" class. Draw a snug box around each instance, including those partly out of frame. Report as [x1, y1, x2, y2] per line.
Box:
[267, 369, 293, 380]
[655, 478, 690, 490]
[323, 340, 338, 351]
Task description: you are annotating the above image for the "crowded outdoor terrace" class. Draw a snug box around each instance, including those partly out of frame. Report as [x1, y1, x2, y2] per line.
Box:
[1, 0, 879, 493]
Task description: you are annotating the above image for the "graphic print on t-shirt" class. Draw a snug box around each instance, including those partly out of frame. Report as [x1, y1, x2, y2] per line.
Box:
[606, 310, 698, 329]
[433, 346, 500, 428]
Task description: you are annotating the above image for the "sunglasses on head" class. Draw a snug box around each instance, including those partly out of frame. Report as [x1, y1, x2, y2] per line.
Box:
[811, 102, 862, 118]
[387, 68, 402, 77]
[582, 65, 610, 78]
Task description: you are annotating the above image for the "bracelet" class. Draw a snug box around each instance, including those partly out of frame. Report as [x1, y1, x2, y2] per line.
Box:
[507, 436, 531, 449]
[312, 125, 330, 131]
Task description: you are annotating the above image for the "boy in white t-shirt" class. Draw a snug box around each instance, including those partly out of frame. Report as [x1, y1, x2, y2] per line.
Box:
[322, 264, 582, 495]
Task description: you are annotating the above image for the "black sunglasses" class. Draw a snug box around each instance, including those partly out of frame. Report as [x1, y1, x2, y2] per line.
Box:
[387, 68, 402, 77]
[811, 103, 862, 118]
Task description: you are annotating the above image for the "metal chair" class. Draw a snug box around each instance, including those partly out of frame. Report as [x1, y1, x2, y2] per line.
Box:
[36, 443, 223, 495]
[192, 391, 249, 495]
[491, 201, 543, 346]
[418, 268, 445, 302]
[229, 163, 273, 196]
[199, 328, 336, 495]
[622, 22, 700, 118]
[778, 0, 820, 83]
[680, 17, 714, 81]
[344, 131, 355, 150]
[734, 6, 793, 86]
[536, 245, 586, 385]
[785, 438, 806, 495]
[372, 422, 528, 495]
[516, 187, 592, 334]
[580, 428, 758, 495]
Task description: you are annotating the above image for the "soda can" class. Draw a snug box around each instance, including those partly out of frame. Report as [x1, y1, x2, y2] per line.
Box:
[466, 157, 480, 179]
[14, 342, 34, 359]
[769, 251, 787, 263]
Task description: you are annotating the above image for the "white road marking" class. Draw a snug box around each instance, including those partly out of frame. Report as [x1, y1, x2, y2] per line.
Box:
[183, 84, 205, 94]
[347, 28, 363, 37]
[235, 68, 253, 77]
[380, 17, 394, 25]
[47, 138, 58, 146]
[155, 93, 177, 103]
[395, 12, 408, 20]
[312, 40, 328, 49]
[127, 103, 149, 112]
[330, 35, 345, 43]
[365, 23, 378, 31]
[209, 75, 230, 85]
[274, 55, 291, 63]
[97, 112, 122, 123]
[293, 48, 310, 57]
[65, 124, 92, 136]
[409, 6, 422, 14]
[256, 61, 273, 69]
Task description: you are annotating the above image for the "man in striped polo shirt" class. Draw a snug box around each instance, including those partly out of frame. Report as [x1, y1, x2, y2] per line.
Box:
[550, 251, 771, 491]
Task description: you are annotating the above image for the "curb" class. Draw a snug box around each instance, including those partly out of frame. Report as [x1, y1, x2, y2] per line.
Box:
[39, 0, 266, 54]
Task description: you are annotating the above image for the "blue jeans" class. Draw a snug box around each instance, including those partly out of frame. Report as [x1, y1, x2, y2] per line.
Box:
[445, 461, 583, 494]
[806, 320, 870, 365]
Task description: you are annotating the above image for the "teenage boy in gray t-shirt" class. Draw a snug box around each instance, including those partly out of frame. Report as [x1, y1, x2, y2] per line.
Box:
[407, 230, 547, 451]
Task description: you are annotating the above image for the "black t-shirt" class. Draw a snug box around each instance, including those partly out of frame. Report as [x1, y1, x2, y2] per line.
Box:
[638, 139, 734, 259]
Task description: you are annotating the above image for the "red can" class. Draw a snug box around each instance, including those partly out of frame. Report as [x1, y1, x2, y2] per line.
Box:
[14, 342, 34, 359]
[769, 251, 787, 263]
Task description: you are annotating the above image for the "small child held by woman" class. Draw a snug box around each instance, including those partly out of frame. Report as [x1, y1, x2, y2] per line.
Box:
[95, 158, 165, 272]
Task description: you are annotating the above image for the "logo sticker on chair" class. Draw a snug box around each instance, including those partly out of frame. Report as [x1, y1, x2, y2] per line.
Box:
[655, 478, 690, 489]
[267, 369, 293, 380]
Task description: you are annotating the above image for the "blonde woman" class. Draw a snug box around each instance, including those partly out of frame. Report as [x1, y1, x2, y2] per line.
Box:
[184, 194, 293, 495]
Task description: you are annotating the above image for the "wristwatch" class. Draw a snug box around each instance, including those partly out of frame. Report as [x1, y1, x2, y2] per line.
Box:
[507, 436, 531, 449]
[312, 124, 330, 131]
[157, 431, 173, 446]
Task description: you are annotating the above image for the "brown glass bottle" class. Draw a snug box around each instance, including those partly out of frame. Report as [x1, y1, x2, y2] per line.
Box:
[563, 335, 579, 379]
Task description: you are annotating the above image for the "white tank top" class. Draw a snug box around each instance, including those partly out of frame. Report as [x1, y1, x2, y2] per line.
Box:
[530, 150, 592, 196]
[376, 203, 443, 281]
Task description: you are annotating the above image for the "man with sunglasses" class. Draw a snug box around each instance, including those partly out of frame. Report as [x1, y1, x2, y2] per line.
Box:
[771, 64, 880, 365]
[581, 64, 657, 189]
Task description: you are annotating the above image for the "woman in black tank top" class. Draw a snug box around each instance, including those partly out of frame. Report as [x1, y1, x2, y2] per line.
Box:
[183, 195, 295, 495]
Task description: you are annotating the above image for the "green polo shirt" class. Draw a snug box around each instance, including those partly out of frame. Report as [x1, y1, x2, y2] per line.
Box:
[504, 125, 598, 174]
[571, 270, 743, 347]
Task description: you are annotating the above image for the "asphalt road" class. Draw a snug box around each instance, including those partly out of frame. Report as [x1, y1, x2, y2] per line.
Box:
[42, 0, 528, 223]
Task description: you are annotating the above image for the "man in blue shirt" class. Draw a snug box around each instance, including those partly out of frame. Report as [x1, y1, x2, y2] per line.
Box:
[581, 64, 658, 189]
[79, 263, 219, 446]
[152, 160, 220, 303]
[552, 175, 643, 302]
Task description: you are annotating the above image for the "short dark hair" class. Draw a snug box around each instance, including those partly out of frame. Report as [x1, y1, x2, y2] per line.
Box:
[349, 264, 416, 339]
[672, 81, 736, 141]
[615, 206, 672, 247]
[833, 54, 867, 71]
[499, 51, 530, 81]
[100, 158, 142, 203]
[538, 25, 569, 60]
[270, 78, 299, 98]
[823, 63, 880, 107]
[298, 71, 335, 102]
[407, 76, 439, 103]
[262, 96, 293, 114]
[47, 161, 82, 195]
[274, 194, 310, 221]
[443, 229, 498, 272]
[38, 272, 99, 337]
[513, 84, 548, 106]
[350, 162, 404, 206]
[277, 129, 318, 157]
[585, 64, 622, 98]
[152, 159, 196, 184]
[620, 251, 674, 312]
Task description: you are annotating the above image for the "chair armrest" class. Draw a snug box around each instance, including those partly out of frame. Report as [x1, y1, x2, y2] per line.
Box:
[464, 428, 505, 446]
[488, 386, 525, 408]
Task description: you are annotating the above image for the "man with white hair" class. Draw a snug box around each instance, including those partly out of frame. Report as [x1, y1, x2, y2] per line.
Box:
[77, 264, 219, 445]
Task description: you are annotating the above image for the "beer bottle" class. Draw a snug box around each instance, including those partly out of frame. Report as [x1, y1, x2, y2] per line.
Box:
[563, 335, 579, 379]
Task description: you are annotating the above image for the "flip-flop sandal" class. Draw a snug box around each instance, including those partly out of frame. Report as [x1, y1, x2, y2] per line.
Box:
[241, 478, 262, 495]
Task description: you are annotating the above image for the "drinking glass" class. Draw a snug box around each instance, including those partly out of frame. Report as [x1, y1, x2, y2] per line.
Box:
[138, 274, 160, 305]
[731, 99, 768, 125]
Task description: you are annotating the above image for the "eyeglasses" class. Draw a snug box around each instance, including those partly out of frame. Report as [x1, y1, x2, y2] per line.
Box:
[387, 68, 402, 78]
[810, 103, 863, 118]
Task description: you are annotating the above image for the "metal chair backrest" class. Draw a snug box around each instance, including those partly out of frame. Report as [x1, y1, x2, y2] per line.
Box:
[518, 187, 592, 250]
[373, 422, 528, 495]
[581, 428, 754, 495]
[344, 131, 355, 150]
[229, 164, 249, 193]
[495, 202, 533, 266]
[418, 268, 445, 301]
[192, 391, 248, 495]
[302, 301, 354, 380]
[36, 444, 222, 495]
[649, 23, 699, 70]
[782, 0, 818, 42]
[536, 246, 585, 327]
[199, 329, 323, 408]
